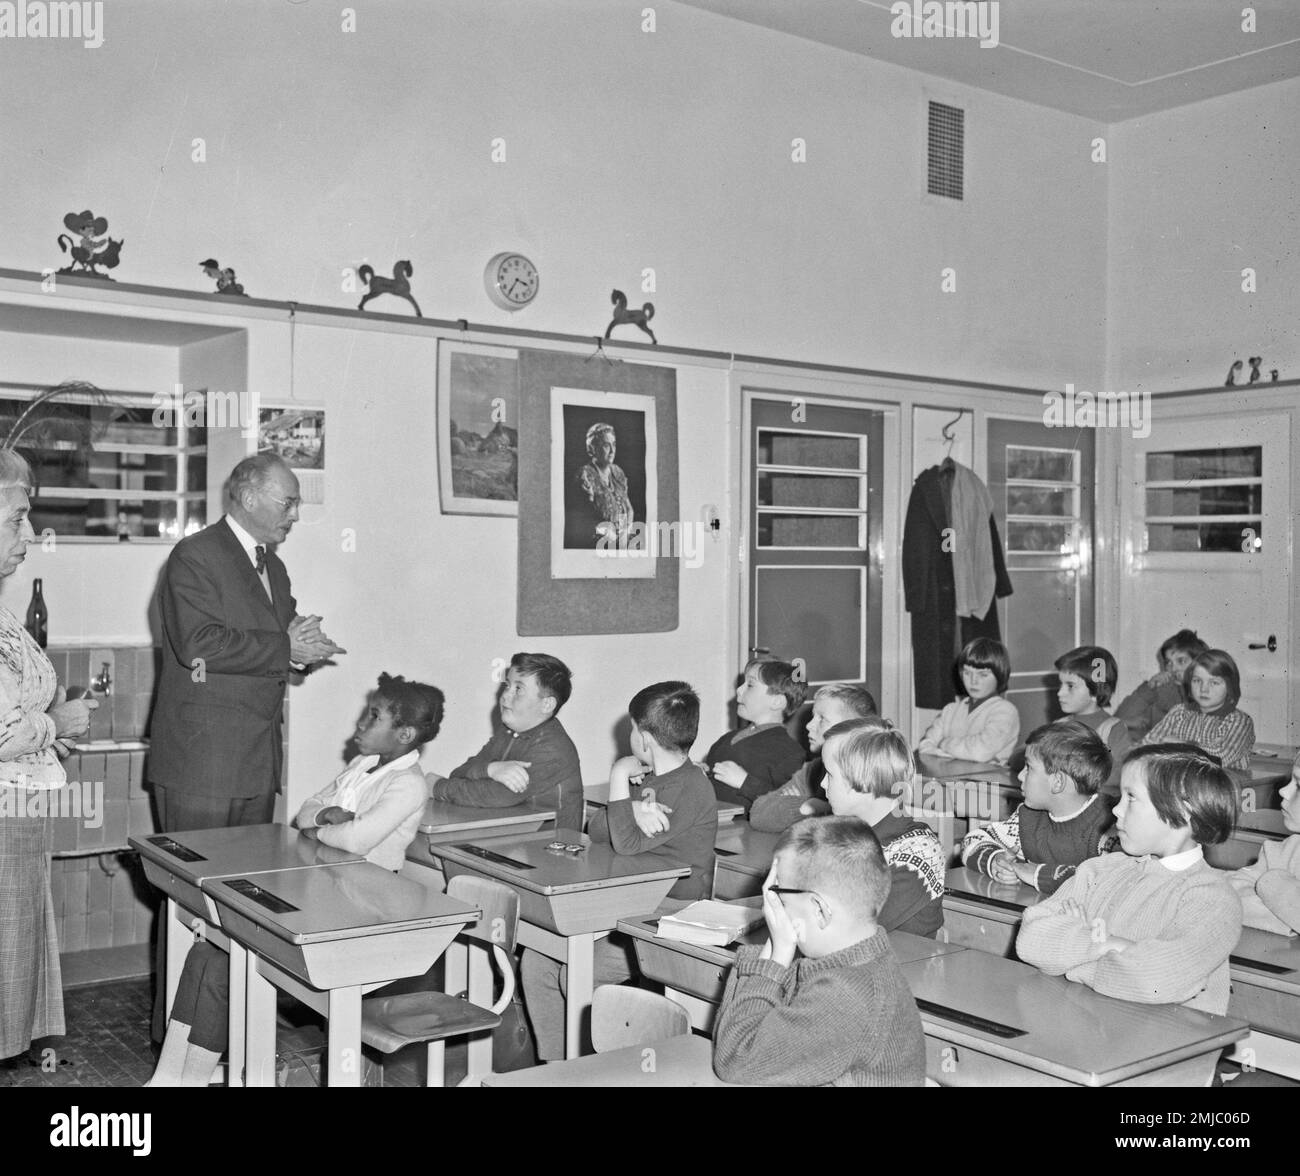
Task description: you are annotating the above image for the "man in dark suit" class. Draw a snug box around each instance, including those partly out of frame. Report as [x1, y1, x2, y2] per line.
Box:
[148, 453, 343, 1042]
[150, 453, 345, 831]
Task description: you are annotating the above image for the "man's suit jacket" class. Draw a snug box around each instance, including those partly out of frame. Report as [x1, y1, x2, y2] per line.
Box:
[149, 517, 297, 799]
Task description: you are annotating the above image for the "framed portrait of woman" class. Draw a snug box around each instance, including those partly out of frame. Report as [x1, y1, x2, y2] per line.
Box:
[549, 387, 657, 580]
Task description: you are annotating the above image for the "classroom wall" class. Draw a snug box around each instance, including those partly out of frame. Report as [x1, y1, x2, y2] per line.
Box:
[1105, 77, 1300, 394]
[0, 0, 1109, 390]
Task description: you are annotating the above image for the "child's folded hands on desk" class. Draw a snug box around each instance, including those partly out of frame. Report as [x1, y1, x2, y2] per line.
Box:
[711, 760, 747, 789]
[301, 805, 355, 839]
[1052, 897, 1133, 960]
[486, 760, 531, 793]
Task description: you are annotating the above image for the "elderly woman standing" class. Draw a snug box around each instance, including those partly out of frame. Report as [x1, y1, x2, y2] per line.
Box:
[0, 450, 96, 1063]
[576, 422, 635, 547]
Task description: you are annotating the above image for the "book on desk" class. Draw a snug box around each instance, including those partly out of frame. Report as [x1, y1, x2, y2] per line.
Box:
[656, 900, 764, 946]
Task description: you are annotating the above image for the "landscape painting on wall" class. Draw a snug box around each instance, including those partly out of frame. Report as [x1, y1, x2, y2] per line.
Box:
[437, 341, 520, 516]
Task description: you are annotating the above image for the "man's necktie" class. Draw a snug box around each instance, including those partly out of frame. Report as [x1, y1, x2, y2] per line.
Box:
[254, 545, 267, 574]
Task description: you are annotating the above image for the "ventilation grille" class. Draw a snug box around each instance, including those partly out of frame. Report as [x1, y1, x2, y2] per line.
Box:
[927, 101, 965, 200]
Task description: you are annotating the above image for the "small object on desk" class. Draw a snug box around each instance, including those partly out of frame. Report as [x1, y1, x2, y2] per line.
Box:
[546, 840, 585, 855]
[656, 900, 764, 947]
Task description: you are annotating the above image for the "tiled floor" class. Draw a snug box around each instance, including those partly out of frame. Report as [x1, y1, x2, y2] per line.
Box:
[1, 976, 472, 1088]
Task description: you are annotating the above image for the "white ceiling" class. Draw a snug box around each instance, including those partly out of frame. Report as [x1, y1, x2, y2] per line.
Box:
[677, 0, 1300, 121]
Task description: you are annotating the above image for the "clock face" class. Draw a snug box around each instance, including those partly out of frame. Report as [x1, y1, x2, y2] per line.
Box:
[485, 252, 539, 310]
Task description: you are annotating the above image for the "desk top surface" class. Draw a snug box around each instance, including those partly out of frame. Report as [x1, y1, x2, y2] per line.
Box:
[618, 899, 966, 969]
[916, 753, 1014, 783]
[1231, 926, 1300, 989]
[128, 824, 361, 883]
[418, 796, 555, 835]
[428, 831, 689, 895]
[713, 822, 782, 875]
[483, 1033, 736, 1087]
[201, 862, 479, 944]
[943, 866, 1040, 912]
[901, 949, 1248, 1085]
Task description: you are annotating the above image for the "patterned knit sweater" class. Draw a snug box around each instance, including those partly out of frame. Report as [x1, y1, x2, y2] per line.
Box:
[1016, 852, 1243, 1014]
[961, 795, 1116, 895]
[874, 811, 946, 937]
[1229, 835, 1300, 935]
[1143, 703, 1255, 772]
[712, 929, 926, 1086]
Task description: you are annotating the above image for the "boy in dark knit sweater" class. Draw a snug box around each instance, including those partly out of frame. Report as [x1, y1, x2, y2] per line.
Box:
[814, 722, 946, 937]
[962, 720, 1116, 894]
[429, 651, 584, 831]
[749, 684, 878, 833]
[522, 681, 717, 1060]
[705, 657, 806, 815]
[713, 816, 926, 1086]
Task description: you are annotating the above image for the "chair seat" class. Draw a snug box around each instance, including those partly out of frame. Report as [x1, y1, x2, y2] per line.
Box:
[361, 993, 502, 1054]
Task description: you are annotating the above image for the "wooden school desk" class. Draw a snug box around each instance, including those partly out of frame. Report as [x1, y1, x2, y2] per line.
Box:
[430, 832, 688, 1058]
[1234, 747, 1298, 810]
[902, 949, 1249, 1086]
[618, 900, 966, 1031]
[584, 780, 744, 824]
[1228, 926, 1300, 1077]
[711, 822, 782, 900]
[483, 1032, 737, 1088]
[203, 862, 479, 1086]
[1206, 807, 1290, 870]
[914, 754, 1022, 846]
[941, 866, 1039, 957]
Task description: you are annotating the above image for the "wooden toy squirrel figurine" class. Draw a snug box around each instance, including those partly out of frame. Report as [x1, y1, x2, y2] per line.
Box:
[56, 210, 123, 279]
[358, 261, 421, 316]
[604, 289, 657, 344]
[200, 259, 246, 296]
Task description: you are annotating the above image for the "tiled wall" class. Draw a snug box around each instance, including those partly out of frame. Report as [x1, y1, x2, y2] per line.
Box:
[49, 852, 156, 954]
[45, 645, 158, 743]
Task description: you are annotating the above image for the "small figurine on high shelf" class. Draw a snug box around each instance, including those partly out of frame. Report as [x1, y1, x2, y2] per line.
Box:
[199, 258, 246, 297]
[357, 261, 421, 316]
[55, 210, 124, 280]
[603, 289, 657, 344]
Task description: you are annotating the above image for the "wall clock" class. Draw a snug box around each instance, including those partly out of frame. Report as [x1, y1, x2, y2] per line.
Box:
[484, 252, 539, 311]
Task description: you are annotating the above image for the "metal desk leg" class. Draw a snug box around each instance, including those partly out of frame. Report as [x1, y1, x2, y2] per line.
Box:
[244, 955, 279, 1088]
[327, 987, 363, 1087]
[463, 944, 495, 1083]
[564, 933, 595, 1060]
[164, 898, 191, 1020]
[226, 940, 246, 1087]
[444, 940, 468, 998]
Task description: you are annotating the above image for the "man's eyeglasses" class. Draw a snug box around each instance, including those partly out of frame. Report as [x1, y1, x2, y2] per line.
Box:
[766, 886, 812, 898]
[262, 492, 301, 512]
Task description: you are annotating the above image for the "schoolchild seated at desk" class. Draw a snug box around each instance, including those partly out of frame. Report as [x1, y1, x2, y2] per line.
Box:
[428, 652, 584, 831]
[1142, 648, 1255, 773]
[1115, 628, 1208, 741]
[704, 657, 806, 816]
[712, 816, 926, 1086]
[521, 681, 717, 1061]
[1230, 754, 1300, 935]
[147, 674, 441, 1086]
[917, 638, 1019, 765]
[1053, 645, 1132, 798]
[803, 723, 945, 937]
[1017, 743, 1242, 1014]
[749, 684, 879, 833]
[961, 720, 1116, 895]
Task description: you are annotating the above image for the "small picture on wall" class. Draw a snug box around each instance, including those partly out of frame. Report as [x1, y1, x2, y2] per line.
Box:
[258, 406, 325, 504]
[437, 341, 520, 516]
[549, 386, 657, 580]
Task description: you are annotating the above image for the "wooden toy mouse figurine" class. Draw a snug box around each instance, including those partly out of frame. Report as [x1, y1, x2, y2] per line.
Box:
[199, 259, 246, 296]
[358, 261, 422, 316]
[604, 289, 657, 344]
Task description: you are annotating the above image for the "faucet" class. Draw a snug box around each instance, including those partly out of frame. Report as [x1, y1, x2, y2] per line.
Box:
[92, 661, 112, 694]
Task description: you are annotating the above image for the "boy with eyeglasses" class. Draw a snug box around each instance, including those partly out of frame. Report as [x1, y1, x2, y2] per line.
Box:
[712, 816, 926, 1087]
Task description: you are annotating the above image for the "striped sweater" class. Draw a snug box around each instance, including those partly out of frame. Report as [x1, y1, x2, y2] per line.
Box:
[960, 795, 1116, 895]
[1016, 851, 1243, 1014]
[1143, 703, 1254, 772]
[713, 929, 926, 1086]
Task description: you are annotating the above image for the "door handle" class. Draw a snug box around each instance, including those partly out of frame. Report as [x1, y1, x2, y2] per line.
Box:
[1247, 635, 1277, 652]
[749, 646, 771, 656]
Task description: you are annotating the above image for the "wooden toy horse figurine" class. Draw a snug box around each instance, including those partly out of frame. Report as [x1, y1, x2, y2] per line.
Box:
[604, 289, 656, 344]
[358, 261, 422, 316]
